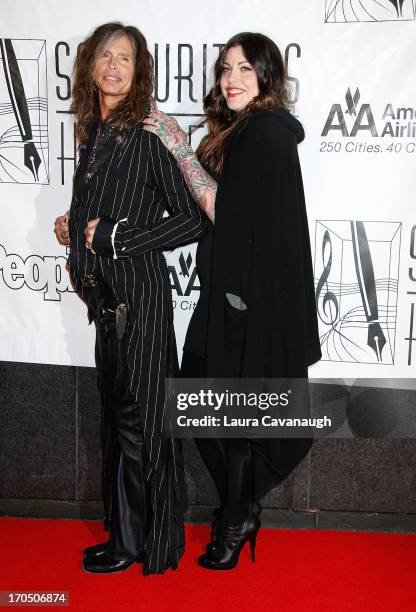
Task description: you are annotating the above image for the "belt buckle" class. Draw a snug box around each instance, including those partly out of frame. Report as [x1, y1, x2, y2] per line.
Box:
[81, 273, 101, 288]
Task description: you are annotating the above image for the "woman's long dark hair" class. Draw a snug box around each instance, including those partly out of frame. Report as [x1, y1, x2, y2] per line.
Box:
[70, 22, 154, 144]
[197, 32, 289, 175]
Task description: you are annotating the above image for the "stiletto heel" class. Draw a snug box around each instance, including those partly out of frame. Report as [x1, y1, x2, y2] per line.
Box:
[249, 533, 256, 562]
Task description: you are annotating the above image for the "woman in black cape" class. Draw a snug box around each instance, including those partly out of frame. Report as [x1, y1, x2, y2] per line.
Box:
[144, 31, 321, 570]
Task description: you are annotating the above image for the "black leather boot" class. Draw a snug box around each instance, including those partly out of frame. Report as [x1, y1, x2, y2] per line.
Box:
[199, 513, 261, 570]
[82, 553, 137, 574]
[83, 541, 108, 559]
[207, 507, 222, 548]
[83, 541, 144, 562]
[206, 501, 262, 553]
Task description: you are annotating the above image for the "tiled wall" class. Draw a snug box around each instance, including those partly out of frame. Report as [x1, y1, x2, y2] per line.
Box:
[1, 361, 415, 514]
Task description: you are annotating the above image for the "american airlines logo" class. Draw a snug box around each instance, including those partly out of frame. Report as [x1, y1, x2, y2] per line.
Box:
[345, 87, 361, 116]
[322, 87, 416, 138]
[168, 250, 200, 297]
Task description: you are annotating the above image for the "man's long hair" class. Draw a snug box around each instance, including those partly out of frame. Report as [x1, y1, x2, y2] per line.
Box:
[197, 32, 290, 175]
[70, 22, 154, 144]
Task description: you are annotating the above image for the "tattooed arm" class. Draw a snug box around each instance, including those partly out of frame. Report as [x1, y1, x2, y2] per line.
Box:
[142, 111, 217, 224]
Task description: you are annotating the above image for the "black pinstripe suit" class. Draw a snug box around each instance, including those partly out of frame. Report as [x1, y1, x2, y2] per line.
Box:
[69, 122, 205, 574]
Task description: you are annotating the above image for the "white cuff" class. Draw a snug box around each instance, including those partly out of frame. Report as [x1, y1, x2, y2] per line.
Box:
[111, 218, 127, 260]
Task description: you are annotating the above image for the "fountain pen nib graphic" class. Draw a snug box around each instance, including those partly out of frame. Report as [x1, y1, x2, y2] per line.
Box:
[325, 0, 415, 22]
[1, 38, 42, 182]
[24, 141, 41, 181]
[387, 0, 405, 18]
[368, 321, 387, 362]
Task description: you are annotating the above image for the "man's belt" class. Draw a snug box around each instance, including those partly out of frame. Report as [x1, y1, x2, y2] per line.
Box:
[80, 273, 105, 288]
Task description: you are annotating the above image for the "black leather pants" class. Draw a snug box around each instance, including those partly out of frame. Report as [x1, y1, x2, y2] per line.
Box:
[87, 282, 150, 561]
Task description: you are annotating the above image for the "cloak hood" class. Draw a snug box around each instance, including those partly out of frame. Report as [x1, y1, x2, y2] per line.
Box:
[272, 107, 305, 144]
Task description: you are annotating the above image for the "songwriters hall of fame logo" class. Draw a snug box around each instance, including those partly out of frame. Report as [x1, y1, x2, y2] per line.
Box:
[325, 0, 416, 22]
[314, 220, 401, 364]
[0, 38, 49, 184]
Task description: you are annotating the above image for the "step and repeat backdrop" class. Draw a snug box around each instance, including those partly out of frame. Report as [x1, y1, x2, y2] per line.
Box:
[0, 0, 415, 377]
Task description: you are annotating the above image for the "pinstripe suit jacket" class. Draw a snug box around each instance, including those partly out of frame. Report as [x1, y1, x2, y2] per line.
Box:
[69, 122, 206, 574]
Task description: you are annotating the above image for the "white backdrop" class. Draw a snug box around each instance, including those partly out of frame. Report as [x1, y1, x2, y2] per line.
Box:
[0, 0, 415, 378]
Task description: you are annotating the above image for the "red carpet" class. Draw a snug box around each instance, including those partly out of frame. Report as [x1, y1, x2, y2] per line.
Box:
[0, 518, 415, 611]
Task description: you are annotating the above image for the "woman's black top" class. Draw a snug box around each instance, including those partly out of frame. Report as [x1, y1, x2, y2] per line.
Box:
[184, 107, 321, 377]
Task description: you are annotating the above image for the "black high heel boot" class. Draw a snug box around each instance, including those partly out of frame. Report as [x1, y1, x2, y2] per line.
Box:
[198, 514, 261, 570]
[208, 507, 222, 546]
[206, 501, 262, 554]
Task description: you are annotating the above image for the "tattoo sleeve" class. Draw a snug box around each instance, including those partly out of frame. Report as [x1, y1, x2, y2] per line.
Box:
[174, 145, 217, 224]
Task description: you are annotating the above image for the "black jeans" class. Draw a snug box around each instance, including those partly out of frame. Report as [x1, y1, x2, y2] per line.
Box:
[87, 282, 150, 561]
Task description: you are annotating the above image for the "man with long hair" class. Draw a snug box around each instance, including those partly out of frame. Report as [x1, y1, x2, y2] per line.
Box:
[54, 22, 205, 575]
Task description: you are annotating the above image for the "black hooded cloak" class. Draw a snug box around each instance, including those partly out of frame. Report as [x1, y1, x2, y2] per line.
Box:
[185, 107, 321, 495]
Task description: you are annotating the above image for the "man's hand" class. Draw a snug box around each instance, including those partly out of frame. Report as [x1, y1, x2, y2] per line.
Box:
[54, 211, 70, 246]
[84, 218, 100, 255]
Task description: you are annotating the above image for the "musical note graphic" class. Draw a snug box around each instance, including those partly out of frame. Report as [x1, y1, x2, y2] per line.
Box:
[315, 230, 339, 327]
